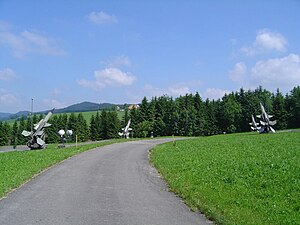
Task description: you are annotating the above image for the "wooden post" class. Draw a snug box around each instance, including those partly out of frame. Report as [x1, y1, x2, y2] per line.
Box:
[76, 135, 78, 148]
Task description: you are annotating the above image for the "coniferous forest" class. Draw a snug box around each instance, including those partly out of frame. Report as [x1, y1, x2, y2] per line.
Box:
[0, 86, 299, 146]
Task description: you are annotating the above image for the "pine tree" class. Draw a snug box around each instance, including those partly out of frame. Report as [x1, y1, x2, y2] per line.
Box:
[122, 104, 129, 127]
[17, 116, 27, 145]
[0, 122, 4, 146]
[203, 99, 218, 135]
[272, 89, 288, 130]
[68, 113, 77, 141]
[32, 113, 38, 126]
[11, 121, 18, 147]
[46, 115, 60, 143]
[0, 121, 11, 146]
[76, 113, 89, 142]
[129, 108, 140, 137]
[286, 86, 300, 128]
[94, 111, 102, 140]
[193, 92, 206, 136]
[106, 111, 121, 139]
[140, 97, 149, 121]
[220, 93, 241, 133]
[89, 114, 97, 141]
[100, 110, 108, 139]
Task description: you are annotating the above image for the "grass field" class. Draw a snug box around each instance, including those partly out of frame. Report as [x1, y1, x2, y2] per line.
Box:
[57, 110, 125, 123]
[0, 140, 126, 199]
[150, 132, 300, 224]
[6, 110, 125, 126]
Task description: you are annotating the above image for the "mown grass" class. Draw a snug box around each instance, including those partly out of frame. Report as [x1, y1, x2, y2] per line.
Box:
[150, 132, 300, 224]
[0, 139, 126, 199]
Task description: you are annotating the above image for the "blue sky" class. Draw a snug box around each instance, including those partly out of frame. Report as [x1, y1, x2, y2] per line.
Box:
[0, 0, 299, 113]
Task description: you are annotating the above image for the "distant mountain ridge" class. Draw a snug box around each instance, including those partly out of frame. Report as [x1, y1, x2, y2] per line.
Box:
[0, 112, 11, 120]
[0, 101, 123, 121]
[53, 101, 117, 114]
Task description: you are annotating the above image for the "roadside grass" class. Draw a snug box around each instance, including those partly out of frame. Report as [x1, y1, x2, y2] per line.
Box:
[150, 132, 300, 224]
[0, 139, 126, 199]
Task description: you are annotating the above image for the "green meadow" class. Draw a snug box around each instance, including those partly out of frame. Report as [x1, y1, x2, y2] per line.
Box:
[57, 110, 125, 123]
[151, 132, 300, 224]
[6, 110, 125, 126]
[0, 140, 126, 199]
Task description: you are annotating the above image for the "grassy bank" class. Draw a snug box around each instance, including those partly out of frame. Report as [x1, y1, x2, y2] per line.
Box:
[0, 140, 125, 199]
[150, 132, 300, 224]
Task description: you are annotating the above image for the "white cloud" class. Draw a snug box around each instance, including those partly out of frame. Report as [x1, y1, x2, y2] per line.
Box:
[126, 84, 186, 104]
[203, 88, 230, 100]
[143, 85, 166, 97]
[0, 28, 66, 58]
[0, 89, 18, 105]
[168, 85, 191, 96]
[251, 54, 300, 88]
[240, 29, 288, 56]
[255, 29, 287, 51]
[143, 82, 201, 98]
[88, 11, 117, 24]
[42, 99, 66, 109]
[101, 55, 132, 68]
[229, 54, 300, 92]
[50, 88, 63, 96]
[0, 68, 17, 81]
[240, 46, 256, 56]
[78, 68, 136, 90]
[229, 62, 247, 85]
[0, 21, 11, 31]
[143, 84, 191, 97]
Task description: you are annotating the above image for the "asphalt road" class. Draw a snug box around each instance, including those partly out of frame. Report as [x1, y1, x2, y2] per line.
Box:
[0, 139, 211, 225]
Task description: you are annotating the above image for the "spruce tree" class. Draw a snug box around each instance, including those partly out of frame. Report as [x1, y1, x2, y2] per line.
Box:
[89, 114, 97, 141]
[11, 121, 18, 147]
[17, 115, 27, 145]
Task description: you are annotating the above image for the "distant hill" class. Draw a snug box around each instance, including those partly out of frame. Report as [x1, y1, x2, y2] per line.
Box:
[54, 101, 116, 114]
[0, 112, 11, 120]
[0, 101, 124, 121]
[0, 111, 31, 121]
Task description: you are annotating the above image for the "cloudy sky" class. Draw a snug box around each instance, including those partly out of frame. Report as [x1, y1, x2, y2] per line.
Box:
[0, 0, 299, 113]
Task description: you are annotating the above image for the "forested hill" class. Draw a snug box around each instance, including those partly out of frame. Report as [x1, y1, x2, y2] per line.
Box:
[0, 112, 11, 120]
[0, 102, 121, 121]
[53, 102, 117, 113]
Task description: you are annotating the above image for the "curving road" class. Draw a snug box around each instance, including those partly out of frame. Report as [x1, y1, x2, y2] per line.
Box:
[0, 139, 211, 225]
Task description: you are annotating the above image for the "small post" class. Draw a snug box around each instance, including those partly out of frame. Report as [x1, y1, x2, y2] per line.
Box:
[76, 135, 78, 148]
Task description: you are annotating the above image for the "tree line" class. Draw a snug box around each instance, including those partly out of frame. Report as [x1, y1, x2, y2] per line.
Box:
[130, 86, 299, 137]
[0, 86, 299, 146]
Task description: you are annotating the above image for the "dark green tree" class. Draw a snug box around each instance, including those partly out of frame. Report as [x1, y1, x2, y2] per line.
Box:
[46, 115, 60, 143]
[272, 89, 288, 130]
[68, 113, 77, 141]
[220, 93, 242, 133]
[193, 92, 206, 136]
[286, 86, 300, 128]
[106, 111, 121, 139]
[89, 114, 97, 141]
[11, 121, 18, 147]
[0, 122, 10, 146]
[17, 115, 27, 145]
[100, 110, 108, 139]
[76, 113, 89, 142]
